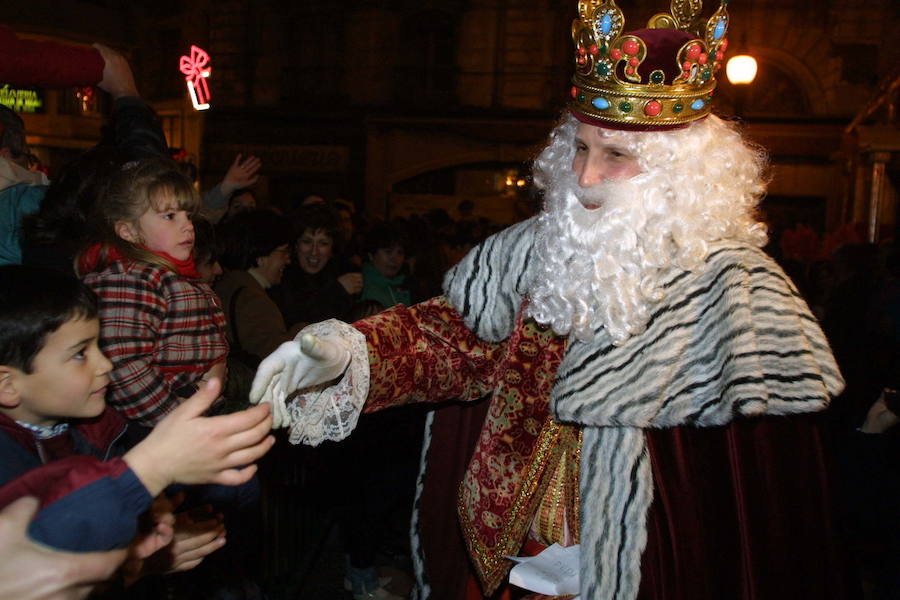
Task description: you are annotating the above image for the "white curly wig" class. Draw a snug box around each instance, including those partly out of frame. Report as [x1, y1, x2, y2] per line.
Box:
[526, 112, 769, 345]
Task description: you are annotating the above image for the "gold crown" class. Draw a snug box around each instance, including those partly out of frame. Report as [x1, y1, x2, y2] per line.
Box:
[570, 0, 731, 129]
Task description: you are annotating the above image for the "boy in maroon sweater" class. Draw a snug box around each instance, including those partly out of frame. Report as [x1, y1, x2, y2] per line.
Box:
[0, 265, 274, 583]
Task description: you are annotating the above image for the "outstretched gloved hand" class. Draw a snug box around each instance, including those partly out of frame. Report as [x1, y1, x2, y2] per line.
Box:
[249, 333, 351, 428]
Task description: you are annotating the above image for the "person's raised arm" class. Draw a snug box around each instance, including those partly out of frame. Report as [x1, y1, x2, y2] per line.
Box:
[91, 43, 168, 157]
[92, 43, 138, 100]
[0, 26, 104, 88]
[219, 154, 262, 198]
[203, 154, 263, 211]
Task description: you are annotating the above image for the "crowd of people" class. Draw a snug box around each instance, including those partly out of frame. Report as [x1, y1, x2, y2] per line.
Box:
[0, 30, 496, 600]
[767, 229, 900, 599]
[0, 5, 898, 600]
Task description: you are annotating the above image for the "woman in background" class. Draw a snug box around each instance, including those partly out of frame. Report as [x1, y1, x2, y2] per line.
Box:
[270, 204, 362, 329]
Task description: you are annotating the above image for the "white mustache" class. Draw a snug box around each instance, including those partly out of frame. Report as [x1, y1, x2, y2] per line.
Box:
[572, 176, 639, 207]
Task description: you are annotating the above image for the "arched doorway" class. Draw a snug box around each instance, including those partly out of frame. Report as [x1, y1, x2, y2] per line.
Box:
[389, 160, 537, 225]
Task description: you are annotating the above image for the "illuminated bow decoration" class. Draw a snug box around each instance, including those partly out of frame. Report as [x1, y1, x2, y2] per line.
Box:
[179, 45, 211, 110]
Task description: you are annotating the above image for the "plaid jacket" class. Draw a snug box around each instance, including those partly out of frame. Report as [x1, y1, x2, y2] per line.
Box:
[83, 260, 228, 425]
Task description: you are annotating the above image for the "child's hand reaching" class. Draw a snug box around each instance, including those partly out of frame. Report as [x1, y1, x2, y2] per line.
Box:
[123, 378, 274, 497]
[164, 506, 226, 572]
[201, 361, 228, 403]
[122, 495, 226, 582]
[120, 495, 177, 585]
[202, 361, 228, 383]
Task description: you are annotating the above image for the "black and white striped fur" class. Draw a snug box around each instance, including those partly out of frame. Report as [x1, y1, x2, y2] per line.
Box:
[410, 411, 435, 600]
[439, 220, 843, 599]
[443, 218, 536, 342]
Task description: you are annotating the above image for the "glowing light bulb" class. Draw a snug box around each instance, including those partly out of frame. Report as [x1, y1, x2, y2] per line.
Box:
[726, 55, 757, 85]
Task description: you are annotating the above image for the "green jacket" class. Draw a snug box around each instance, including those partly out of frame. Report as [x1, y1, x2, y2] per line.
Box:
[360, 262, 411, 308]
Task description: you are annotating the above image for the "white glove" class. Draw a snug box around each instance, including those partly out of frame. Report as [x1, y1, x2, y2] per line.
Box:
[249, 333, 351, 428]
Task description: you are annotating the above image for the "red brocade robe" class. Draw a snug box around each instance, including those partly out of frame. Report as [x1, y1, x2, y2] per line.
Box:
[296, 220, 855, 599]
[353, 299, 856, 600]
[354, 297, 574, 593]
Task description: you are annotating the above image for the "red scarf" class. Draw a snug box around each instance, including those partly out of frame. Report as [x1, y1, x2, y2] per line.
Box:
[79, 243, 201, 280]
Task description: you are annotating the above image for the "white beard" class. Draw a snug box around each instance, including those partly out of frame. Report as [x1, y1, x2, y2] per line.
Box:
[524, 114, 768, 345]
[526, 170, 666, 345]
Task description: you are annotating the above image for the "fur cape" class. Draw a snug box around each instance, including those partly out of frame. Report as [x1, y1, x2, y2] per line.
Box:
[438, 217, 843, 599]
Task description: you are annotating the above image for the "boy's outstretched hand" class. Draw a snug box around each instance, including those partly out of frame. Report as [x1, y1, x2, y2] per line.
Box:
[124, 379, 274, 497]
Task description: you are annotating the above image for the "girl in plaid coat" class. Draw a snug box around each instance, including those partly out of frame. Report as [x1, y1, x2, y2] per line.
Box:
[78, 157, 228, 426]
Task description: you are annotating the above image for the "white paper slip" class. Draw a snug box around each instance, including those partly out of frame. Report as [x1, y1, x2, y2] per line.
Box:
[506, 542, 580, 597]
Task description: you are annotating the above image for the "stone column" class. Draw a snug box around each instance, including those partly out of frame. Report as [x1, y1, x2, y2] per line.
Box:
[867, 151, 890, 242]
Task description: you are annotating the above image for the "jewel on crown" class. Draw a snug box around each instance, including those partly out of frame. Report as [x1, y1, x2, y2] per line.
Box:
[570, 0, 732, 129]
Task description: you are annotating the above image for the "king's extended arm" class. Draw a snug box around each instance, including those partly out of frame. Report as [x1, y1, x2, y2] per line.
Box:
[250, 296, 505, 445]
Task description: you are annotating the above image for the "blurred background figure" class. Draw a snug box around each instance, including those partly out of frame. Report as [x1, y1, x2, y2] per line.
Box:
[359, 221, 416, 310]
[219, 189, 259, 225]
[193, 215, 223, 285]
[215, 208, 299, 367]
[270, 203, 362, 329]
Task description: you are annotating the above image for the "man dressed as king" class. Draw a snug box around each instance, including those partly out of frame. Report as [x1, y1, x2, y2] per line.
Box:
[251, 1, 853, 598]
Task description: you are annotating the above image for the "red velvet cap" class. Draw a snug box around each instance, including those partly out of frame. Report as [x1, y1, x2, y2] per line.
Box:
[617, 28, 695, 85]
[569, 1, 730, 131]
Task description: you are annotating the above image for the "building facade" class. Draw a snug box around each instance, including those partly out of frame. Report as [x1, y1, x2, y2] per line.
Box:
[6, 0, 899, 235]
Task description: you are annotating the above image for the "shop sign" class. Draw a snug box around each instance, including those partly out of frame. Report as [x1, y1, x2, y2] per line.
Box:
[179, 45, 211, 110]
[0, 85, 44, 113]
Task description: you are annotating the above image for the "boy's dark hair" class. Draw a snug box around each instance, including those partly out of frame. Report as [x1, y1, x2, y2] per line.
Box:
[365, 221, 409, 256]
[0, 266, 98, 373]
[217, 209, 294, 271]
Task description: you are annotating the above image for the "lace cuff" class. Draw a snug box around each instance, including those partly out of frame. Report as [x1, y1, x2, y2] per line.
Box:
[287, 320, 370, 446]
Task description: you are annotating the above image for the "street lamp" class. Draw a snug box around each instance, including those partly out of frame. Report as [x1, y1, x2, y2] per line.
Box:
[726, 55, 758, 85]
[725, 54, 757, 117]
